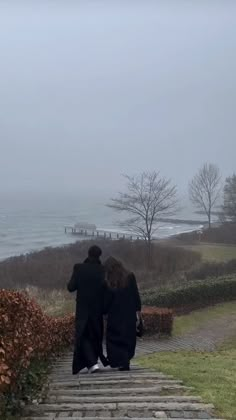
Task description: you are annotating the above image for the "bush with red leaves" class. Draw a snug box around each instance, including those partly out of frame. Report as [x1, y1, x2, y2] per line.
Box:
[0, 290, 73, 393]
[142, 306, 173, 335]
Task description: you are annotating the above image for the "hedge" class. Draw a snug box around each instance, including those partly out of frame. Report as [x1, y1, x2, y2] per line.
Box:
[142, 276, 236, 312]
[0, 290, 173, 393]
[0, 290, 73, 393]
[142, 307, 173, 335]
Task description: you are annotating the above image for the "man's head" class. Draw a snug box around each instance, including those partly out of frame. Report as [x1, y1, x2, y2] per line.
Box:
[88, 245, 102, 260]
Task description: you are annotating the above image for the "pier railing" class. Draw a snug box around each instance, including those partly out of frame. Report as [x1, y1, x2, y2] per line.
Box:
[64, 226, 140, 241]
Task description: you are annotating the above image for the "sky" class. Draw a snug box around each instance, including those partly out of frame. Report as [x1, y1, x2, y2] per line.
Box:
[0, 0, 236, 198]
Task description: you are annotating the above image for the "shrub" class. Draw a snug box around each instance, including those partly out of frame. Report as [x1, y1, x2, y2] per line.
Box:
[186, 259, 236, 281]
[142, 276, 236, 312]
[0, 290, 73, 394]
[142, 307, 173, 335]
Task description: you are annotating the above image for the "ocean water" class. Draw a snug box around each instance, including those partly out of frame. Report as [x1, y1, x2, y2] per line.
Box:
[0, 193, 205, 261]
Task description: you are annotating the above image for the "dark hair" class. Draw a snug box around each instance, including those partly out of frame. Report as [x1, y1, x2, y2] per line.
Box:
[88, 245, 102, 259]
[104, 257, 129, 289]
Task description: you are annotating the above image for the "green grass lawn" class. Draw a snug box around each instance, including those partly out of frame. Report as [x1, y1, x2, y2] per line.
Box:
[139, 302, 236, 420]
[138, 344, 236, 420]
[173, 301, 236, 336]
[188, 243, 236, 262]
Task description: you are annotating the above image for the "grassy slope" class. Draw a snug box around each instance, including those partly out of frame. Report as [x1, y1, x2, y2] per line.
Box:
[173, 301, 236, 336]
[139, 303, 236, 420]
[187, 243, 236, 262]
[25, 286, 75, 317]
[138, 347, 236, 420]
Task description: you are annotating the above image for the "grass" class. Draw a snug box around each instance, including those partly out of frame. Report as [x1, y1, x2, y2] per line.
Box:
[173, 301, 236, 336]
[23, 286, 75, 317]
[219, 335, 236, 350]
[188, 243, 236, 262]
[138, 343, 236, 420]
[139, 301, 236, 419]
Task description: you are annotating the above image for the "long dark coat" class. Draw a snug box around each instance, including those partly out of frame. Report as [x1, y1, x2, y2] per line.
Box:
[105, 273, 142, 368]
[67, 258, 107, 374]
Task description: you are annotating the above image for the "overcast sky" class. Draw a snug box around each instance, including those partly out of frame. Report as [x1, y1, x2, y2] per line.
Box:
[0, 0, 236, 197]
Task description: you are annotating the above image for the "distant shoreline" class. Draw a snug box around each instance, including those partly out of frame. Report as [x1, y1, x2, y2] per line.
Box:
[158, 217, 206, 226]
[0, 222, 204, 264]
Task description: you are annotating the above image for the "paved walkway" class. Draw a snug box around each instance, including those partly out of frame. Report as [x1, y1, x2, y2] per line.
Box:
[21, 342, 225, 420]
[137, 314, 236, 354]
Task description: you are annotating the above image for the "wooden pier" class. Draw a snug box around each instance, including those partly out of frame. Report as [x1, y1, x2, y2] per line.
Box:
[64, 224, 140, 241]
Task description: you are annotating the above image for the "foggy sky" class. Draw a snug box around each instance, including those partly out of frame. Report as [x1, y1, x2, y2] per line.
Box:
[0, 0, 236, 197]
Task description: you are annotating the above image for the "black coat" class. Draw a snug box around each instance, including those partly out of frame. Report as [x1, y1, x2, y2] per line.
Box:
[105, 273, 142, 368]
[67, 258, 106, 374]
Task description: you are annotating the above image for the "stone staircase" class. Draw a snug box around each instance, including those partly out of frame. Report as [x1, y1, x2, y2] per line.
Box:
[22, 352, 224, 420]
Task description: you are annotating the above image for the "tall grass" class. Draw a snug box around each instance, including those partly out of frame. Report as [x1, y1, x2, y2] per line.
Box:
[23, 286, 75, 317]
[0, 239, 201, 290]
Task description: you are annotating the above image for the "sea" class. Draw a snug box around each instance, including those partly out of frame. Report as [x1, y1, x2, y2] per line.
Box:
[0, 192, 206, 262]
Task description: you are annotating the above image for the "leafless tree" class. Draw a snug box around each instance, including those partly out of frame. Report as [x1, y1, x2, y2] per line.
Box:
[107, 171, 178, 265]
[222, 174, 236, 223]
[189, 163, 221, 229]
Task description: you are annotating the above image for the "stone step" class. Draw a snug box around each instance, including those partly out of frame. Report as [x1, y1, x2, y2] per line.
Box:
[50, 370, 152, 376]
[20, 418, 225, 420]
[26, 401, 214, 414]
[50, 366, 149, 372]
[51, 365, 146, 370]
[51, 366, 155, 370]
[45, 395, 202, 404]
[49, 373, 174, 382]
[21, 351, 220, 420]
[49, 379, 183, 389]
[50, 373, 173, 378]
[48, 385, 192, 396]
[49, 372, 163, 379]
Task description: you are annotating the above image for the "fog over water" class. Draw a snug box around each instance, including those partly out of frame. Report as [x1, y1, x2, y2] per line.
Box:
[0, 1, 235, 258]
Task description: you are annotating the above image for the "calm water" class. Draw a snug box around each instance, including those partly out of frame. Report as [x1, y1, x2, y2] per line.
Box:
[0, 193, 205, 261]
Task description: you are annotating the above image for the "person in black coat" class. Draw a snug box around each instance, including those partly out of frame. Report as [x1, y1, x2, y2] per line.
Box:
[67, 245, 108, 374]
[104, 257, 142, 371]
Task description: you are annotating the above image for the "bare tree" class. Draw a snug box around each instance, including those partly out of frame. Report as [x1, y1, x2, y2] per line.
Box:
[222, 174, 236, 223]
[189, 163, 221, 229]
[107, 171, 178, 265]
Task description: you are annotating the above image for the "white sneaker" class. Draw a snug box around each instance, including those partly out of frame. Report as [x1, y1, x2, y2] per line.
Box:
[88, 364, 100, 374]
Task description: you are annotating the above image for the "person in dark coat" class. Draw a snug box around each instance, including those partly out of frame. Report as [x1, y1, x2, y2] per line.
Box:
[67, 245, 108, 374]
[104, 257, 142, 371]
